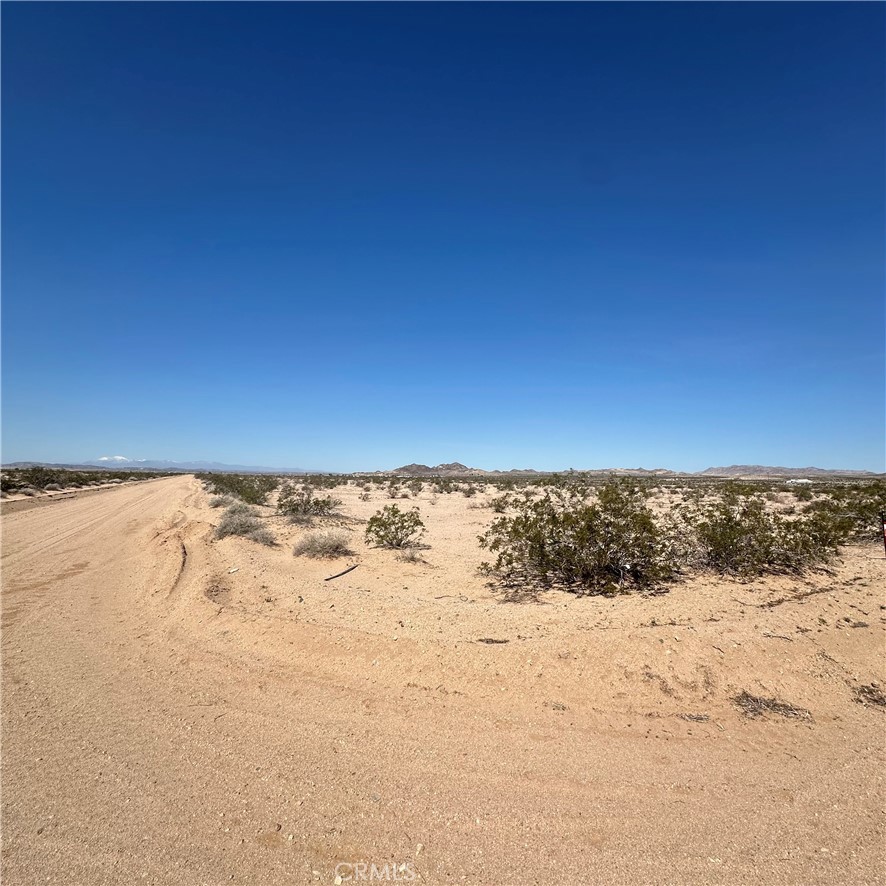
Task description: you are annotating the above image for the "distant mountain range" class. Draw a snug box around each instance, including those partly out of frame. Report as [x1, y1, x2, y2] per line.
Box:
[697, 465, 879, 478]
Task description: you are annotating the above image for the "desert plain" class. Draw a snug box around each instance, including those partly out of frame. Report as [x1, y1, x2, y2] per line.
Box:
[1, 474, 884, 885]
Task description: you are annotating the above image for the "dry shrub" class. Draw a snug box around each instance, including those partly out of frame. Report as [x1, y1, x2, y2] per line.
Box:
[853, 684, 886, 708]
[293, 529, 353, 559]
[215, 505, 275, 546]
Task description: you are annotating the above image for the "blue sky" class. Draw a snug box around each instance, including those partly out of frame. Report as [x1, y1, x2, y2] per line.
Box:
[2, 3, 883, 472]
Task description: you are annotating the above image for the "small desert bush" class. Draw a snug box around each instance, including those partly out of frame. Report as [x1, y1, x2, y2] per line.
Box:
[215, 505, 275, 546]
[489, 494, 511, 513]
[365, 505, 426, 548]
[479, 480, 682, 595]
[277, 483, 341, 522]
[396, 548, 426, 564]
[293, 529, 353, 559]
[209, 494, 237, 508]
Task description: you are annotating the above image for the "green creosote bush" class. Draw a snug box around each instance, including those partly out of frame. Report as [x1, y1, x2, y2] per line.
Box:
[678, 489, 844, 576]
[489, 494, 511, 513]
[214, 505, 276, 546]
[479, 480, 682, 595]
[801, 482, 886, 542]
[365, 505, 426, 549]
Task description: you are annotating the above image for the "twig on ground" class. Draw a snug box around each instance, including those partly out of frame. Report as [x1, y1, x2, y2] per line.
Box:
[324, 564, 359, 582]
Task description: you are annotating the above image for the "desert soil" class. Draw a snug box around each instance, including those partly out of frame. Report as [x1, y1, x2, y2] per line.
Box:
[2, 475, 884, 885]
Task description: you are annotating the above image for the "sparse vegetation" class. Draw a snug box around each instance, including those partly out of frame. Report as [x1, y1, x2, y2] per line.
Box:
[1, 467, 172, 495]
[277, 483, 341, 523]
[477, 476, 877, 593]
[197, 472, 278, 505]
[365, 505, 426, 549]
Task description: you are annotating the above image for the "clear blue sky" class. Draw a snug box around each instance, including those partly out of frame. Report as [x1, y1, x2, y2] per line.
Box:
[3, 2, 884, 472]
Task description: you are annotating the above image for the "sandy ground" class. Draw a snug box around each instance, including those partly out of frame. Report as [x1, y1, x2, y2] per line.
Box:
[2, 475, 884, 885]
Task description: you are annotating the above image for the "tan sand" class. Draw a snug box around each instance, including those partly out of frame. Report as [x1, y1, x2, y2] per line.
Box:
[2, 475, 884, 884]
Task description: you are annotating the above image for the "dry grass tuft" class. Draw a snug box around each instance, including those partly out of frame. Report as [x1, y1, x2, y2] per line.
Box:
[293, 529, 354, 559]
[214, 506, 275, 546]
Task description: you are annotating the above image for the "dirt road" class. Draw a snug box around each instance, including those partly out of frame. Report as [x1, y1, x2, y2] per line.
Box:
[2, 476, 883, 885]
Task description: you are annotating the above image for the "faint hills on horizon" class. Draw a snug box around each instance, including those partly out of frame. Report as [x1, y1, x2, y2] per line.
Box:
[1, 458, 880, 478]
[388, 462, 880, 478]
